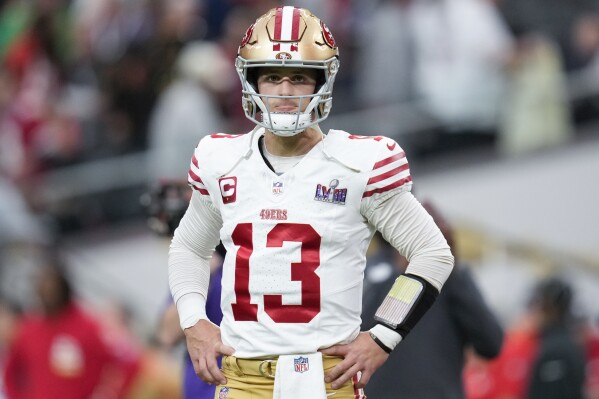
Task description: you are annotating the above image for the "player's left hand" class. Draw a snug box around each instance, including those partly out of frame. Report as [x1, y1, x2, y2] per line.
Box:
[319, 331, 389, 389]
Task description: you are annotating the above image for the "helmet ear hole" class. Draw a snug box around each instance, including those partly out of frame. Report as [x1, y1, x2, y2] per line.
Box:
[315, 70, 326, 93]
[246, 68, 260, 92]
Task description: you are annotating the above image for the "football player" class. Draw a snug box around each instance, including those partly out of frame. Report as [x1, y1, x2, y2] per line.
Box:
[168, 6, 454, 399]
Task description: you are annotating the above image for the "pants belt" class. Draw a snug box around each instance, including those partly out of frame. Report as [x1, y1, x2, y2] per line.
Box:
[224, 356, 279, 378]
[223, 355, 342, 380]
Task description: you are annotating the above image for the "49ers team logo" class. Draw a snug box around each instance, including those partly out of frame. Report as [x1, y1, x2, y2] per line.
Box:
[240, 23, 255, 47]
[275, 52, 292, 60]
[321, 21, 336, 48]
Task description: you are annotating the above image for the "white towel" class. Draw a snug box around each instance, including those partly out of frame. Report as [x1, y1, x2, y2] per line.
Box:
[273, 353, 327, 399]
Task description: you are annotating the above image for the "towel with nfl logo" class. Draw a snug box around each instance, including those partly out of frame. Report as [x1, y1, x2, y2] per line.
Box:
[273, 353, 327, 399]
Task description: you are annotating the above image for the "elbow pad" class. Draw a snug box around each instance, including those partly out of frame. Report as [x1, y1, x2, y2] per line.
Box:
[374, 273, 439, 338]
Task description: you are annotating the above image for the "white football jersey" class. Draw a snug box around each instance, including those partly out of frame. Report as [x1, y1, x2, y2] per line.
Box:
[187, 128, 412, 358]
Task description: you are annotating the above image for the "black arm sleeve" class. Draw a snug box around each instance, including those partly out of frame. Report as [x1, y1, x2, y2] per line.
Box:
[374, 273, 439, 338]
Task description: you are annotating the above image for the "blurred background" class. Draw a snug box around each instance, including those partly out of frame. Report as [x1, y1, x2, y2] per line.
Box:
[1, 0, 599, 398]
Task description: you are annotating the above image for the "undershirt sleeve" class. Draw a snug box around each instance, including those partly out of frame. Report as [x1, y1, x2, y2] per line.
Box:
[365, 190, 454, 291]
[168, 191, 223, 329]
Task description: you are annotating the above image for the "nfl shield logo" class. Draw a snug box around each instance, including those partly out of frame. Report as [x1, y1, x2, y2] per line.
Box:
[272, 181, 284, 195]
[218, 387, 230, 399]
[294, 356, 309, 373]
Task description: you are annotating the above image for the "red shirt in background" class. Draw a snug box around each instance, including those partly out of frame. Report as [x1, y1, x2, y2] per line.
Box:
[3, 303, 137, 399]
[465, 326, 539, 399]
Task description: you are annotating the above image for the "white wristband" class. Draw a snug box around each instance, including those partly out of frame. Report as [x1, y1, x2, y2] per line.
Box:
[176, 293, 208, 329]
[370, 324, 403, 351]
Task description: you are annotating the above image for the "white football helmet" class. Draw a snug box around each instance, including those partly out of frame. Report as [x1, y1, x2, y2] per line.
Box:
[236, 6, 340, 136]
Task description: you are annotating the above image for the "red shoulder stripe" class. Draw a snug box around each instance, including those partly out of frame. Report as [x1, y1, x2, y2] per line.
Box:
[190, 185, 209, 196]
[373, 152, 405, 170]
[362, 176, 412, 198]
[189, 169, 203, 184]
[367, 163, 409, 185]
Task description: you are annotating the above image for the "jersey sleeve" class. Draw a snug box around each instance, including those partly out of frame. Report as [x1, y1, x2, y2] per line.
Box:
[361, 138, 412, 210]
[187, 140, 213, 201]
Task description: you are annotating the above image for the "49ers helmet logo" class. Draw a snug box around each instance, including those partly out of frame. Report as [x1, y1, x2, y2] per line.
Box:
[276, 52, 292, 60]
[321, 22, 336, 48]
[240, 23, 255, 47]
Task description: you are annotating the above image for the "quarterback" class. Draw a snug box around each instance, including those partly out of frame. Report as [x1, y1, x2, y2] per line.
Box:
[168, 6, 454, 399]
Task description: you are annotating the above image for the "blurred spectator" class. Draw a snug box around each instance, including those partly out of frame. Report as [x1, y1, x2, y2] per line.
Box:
[0, 175, 50, 312]
[465, 276, 586, 399]
[0, 0, 31, 59]
[495, 1, 599, 138]
[410, 0, 514, 135]
[569, 13, 599, 124]
[497, 0, 599, 71]
[354, 0, 414, 107]
[2, 11, 69, 183]
[70, 0, 154, 66]
[499, 35, 572, 155]
[465, 322, 538, 399]
[97, 0, 206, 156]
[361, 201, 504, 399]
[147, 40, 234, 181]
[217, 5, 263, 133]
[0, 298, 20, 399]
[2, 1, 72, 77]
[2, 257, 137, 399]
[100, 44, 157, 154]
[146, 0, 205, 93]
[526, 277, 586, 399]
[0, 175, 48, 246]
[585, 316, 599, 399]
[99, 301, 181, 399]
[0, 66, 20, 178]
[571, 13, 599, 72]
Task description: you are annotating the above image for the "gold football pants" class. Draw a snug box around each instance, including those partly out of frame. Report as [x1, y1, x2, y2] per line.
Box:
[213, 355, 365, 399]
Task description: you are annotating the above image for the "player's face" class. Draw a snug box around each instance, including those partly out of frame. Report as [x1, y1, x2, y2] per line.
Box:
[256, 67, 318, 113]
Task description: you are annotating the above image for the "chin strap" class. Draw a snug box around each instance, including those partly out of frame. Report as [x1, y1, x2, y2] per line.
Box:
[262, 112, 312, 136]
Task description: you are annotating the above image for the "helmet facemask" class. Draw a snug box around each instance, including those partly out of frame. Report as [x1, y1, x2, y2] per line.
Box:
[237, 58, 339, 136]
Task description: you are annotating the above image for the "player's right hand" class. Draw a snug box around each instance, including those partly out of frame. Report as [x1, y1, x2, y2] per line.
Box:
[184, 319, 235, 385]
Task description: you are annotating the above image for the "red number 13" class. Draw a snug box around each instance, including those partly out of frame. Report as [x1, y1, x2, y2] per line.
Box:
[231, 223, 321, 323]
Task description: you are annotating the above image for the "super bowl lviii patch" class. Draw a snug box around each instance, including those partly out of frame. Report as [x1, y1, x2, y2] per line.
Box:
[314, 179, 347, 205]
